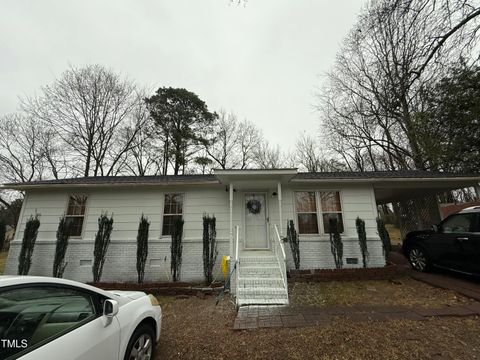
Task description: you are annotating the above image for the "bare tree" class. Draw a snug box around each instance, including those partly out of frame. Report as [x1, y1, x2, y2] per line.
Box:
[237, 120, 263, 169]
[23, 65, 149, 177]
[319, 0, 480, 171]
[204, 110, 241, 169]
[203, 111, 263, 170]
[295, 133, 322, 172]
[253, 142, 286, 169]
[110, 98, 163, 176]
[0, 113, 59, 216]
[295, 133, 348, 172]
[0, 114, 47, 183]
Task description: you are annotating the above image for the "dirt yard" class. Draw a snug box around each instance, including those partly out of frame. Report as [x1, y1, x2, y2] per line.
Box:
[386, 224, 402, 245]
[288, 278, 472, 308]
[156, 278, 480, 360]
[155, 294, 480, 360]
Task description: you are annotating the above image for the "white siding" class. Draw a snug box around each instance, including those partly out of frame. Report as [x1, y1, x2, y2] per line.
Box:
[5, 181, 385, 283]
[6, 185, 231, 283]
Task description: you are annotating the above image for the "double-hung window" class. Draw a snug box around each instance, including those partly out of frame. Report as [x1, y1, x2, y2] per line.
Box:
[294, 191, 319, 234]
[319, 191, 344, 233]
[66, 195, 88, 237]
[294, 191, 344, 235]
[162, 193, 184, 236]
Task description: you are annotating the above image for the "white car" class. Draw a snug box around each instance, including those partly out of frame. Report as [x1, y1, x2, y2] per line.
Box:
[0, 276, 162, 360]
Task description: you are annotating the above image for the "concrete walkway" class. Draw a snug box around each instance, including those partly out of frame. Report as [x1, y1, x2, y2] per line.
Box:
[233, 302, 480, 330]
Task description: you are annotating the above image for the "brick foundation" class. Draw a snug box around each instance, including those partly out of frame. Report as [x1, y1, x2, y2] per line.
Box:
[289, 264, 405, 282]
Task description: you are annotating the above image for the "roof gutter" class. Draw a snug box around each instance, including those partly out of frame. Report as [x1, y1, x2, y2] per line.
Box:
[0, 180, 220, 191]
[291, 177, 480, 184]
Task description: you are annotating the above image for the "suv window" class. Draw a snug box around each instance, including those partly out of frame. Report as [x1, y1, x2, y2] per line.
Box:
[440, 214, 476, 234]
[0, 286, 96, 359]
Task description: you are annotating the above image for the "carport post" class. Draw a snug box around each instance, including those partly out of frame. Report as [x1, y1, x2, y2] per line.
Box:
[475, 183, 480, 200]
[277, 182, 283, 237]
[229, 182, 234, 254]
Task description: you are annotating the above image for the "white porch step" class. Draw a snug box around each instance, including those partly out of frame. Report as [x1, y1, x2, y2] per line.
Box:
[238, 278, 284, 288]
[237, 298, 289, 306]
[239, 256, 278, 265]
[239, 266, 282, 276]
[237, 287, 288, 298]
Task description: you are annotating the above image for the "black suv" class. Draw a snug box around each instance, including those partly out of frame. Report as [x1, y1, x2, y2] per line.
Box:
[402, 206, 480, 275]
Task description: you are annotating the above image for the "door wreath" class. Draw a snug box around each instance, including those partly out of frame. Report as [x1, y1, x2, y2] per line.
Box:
[246, 199, 262, 214]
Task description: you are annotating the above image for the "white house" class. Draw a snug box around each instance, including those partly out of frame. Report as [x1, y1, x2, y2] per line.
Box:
[3, 169, 480, 305]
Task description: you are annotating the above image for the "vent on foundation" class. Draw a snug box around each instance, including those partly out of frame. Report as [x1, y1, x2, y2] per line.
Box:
[80, 260, 92, 267]
[149, 259, 161, 267]
[346, 258, 358, 265]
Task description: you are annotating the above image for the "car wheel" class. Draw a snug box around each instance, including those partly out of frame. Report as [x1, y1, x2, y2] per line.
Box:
[408, 246, 430, 272]
[124, 324, 156, 360]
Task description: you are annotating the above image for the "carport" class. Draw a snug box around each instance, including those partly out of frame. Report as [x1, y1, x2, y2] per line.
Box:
[371, 172, 480, 237]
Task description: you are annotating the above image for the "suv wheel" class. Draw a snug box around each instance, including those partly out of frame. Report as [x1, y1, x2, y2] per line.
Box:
[124, 324, 156, 360]
[408, 246, 430, 272]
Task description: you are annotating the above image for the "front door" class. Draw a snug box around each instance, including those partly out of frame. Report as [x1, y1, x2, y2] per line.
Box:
[244, 193, 268, 249]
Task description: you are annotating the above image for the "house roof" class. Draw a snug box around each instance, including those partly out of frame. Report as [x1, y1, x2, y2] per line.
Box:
[1, 170, 479, 190]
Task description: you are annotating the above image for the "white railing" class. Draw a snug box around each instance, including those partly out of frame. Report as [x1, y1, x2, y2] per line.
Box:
[234, 225, 240, 297]
[273, 224, 288, 300]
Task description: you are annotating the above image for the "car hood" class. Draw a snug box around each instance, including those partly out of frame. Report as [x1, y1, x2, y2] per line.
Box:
[107, 290, 147, 301]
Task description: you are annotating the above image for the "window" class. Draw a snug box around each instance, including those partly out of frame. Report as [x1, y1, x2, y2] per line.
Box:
[162, 193, 184, 236]
[295, 191, 345, 235]
[295, 192, 319, 234]
[440, 214, 475, 233]
[320, 191, 344, 233]
[66, 195, 88, 237]
[0, 286, 96, 359]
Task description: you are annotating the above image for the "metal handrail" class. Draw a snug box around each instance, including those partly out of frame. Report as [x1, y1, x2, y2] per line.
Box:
[235, 225, 240, 262]
[273, 224, 288, 301]
[274, 224, 286, 260]
[234, 225, 240, 300]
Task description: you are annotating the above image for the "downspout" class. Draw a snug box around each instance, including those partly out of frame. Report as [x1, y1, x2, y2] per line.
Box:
[278, 182, 283, 237]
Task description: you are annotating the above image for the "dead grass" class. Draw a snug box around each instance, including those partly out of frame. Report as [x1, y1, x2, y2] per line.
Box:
[288, 278, 471, 308]
[386, 224, 402, 245]
[0, 251, 8, 275]
[155, 295, 480, 360]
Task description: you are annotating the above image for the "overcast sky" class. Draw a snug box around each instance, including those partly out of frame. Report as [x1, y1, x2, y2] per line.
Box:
[0, 0, 366, 152]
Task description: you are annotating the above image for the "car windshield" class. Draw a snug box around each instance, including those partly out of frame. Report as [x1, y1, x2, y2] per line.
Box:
[0, 286, 95, 359]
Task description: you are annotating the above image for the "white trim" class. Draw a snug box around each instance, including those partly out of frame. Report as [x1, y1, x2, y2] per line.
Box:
[293, 190, 320, 235]
[14, 192, 29, 241]
[64, 193, 89, 239]
[277, 182, 283, 237]
[293, 189, 345, 236]
[229, 182, 233, 258]
[318, 190, 345, 236]
[214, 169, 297, 176]
[159, 191, 185, 238]
[291, 177, 480, 184]
[2, 181, 219, 190]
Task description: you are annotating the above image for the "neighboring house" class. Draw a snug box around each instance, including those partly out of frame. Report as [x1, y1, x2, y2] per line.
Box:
[439, 199, 480, 219]
[2, 169, 479, 305]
